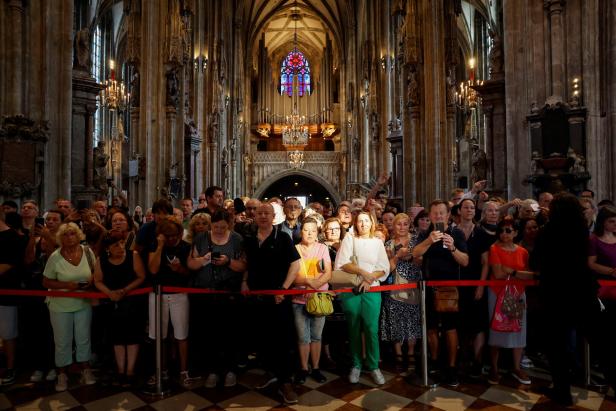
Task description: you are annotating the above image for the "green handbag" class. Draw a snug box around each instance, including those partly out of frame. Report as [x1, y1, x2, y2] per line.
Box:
[305, 292, 334, 317]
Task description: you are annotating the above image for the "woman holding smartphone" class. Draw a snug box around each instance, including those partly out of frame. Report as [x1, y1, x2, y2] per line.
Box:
[42, 223, 97, 391]
[187, 209, 246, 388]
[147, 217, 196, 387]
[380, 213, 421, 371]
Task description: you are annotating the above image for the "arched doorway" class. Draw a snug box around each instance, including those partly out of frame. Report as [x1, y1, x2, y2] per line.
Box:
[254, 169, 341, 206]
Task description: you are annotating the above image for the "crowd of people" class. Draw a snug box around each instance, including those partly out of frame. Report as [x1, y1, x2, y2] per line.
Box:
[0, 180, 615, 406]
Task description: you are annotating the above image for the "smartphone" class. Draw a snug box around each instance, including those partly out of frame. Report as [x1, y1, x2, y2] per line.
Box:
[35, 217, 45, 226]
[212, 251, 221, 259]
[435, 222, 445, 232]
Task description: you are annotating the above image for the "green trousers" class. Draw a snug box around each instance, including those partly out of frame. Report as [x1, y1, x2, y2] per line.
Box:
[340, 291, 382, 370]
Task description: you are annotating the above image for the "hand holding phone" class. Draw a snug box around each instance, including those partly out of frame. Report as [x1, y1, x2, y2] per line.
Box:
[434, 222, 447, 248]
[78, 280, 89, 290]
[35, 217, 45, 227]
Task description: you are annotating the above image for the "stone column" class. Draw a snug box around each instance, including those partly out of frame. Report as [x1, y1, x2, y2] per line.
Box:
[5, 0, 24, 115]
[545, 0, 566, 101]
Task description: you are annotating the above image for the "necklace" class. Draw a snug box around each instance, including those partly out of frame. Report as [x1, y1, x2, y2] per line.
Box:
[62, 247, 81, 264]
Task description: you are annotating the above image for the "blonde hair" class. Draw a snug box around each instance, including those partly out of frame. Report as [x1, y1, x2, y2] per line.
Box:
[56, 222, 86, 244]
[391, 213, 410, 238]
[187, 213, 211, 243]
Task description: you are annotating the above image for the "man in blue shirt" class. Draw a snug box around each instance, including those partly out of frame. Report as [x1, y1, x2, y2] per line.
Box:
[276, 197, 302, 244]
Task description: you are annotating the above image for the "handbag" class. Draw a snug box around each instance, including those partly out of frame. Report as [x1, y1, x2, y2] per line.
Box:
[491, 282, 522, 332]
[390, 270, 419, 304]
[295, 245, 334, 317]
[500, 281, 525, 320]
[433, 286, 459, 312]
[330, 236, 363, 289]
[306, 292, 334, 316]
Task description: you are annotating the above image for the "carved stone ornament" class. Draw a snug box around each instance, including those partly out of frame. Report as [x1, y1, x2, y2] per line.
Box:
[0, 115, 50, 142]
[406, 68, 420, 107]
[0, 181, 37, 198]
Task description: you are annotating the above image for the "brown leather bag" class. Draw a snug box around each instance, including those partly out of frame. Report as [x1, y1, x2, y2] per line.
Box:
[433, 286, 459, 312]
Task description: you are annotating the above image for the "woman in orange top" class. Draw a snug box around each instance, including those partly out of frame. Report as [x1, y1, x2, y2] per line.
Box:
[487, 217, 535, 386]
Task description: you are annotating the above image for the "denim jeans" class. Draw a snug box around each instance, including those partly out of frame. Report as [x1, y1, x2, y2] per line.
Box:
[292, 303, 326, 344]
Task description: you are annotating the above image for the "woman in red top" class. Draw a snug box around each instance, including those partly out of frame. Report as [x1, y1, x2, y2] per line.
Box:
[487, 217, 535, 385]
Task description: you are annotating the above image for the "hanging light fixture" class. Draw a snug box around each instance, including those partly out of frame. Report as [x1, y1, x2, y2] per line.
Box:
[282, 1, 309, 168]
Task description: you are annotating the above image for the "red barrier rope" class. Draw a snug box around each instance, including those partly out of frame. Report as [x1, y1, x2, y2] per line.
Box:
[0, 287, 152, 299]
[0, 280, 615, 298]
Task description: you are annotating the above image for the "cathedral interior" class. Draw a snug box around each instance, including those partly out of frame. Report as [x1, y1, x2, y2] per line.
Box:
[0, 0, 614, 208]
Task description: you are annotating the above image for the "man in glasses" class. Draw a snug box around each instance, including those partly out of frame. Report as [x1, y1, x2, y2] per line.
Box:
[276, 198, 303, 244]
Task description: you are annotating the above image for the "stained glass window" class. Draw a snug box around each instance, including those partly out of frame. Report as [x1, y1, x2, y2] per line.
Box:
[280, 50, 311, 97]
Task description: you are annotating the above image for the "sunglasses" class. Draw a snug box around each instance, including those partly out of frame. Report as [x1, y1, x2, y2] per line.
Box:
[498, 227, 514, 234]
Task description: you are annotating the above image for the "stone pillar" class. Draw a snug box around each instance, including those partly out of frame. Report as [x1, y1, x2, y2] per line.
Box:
[71, 72, 104, 203]
[545, 0, 566, 101]
[5, 0, 24, 115]
[473, 79, 507, 193]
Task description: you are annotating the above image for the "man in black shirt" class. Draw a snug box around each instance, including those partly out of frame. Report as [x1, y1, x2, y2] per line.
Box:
[193, 185, 224, 217]
[242, 203, 300, 404]
[413, 200, 468, 387]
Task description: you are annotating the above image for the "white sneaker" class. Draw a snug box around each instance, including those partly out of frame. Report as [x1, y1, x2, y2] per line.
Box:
[46, 369, 57, 381]
[349, 367, 361, 384]
[55, 373, 68, 392]
[224, 372, 237, 387]
[80, 368, 96, 385]
[370, 369, 385, 385]
[30, 370, 44, 382]
[205, 373, 219, 388]
[520, 356, 534, 369]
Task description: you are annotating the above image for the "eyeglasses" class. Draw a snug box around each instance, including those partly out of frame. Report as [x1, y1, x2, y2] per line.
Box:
[326, 227, 341, 232]
[498, 228, 514, 234]
[285, 205, 302, 210]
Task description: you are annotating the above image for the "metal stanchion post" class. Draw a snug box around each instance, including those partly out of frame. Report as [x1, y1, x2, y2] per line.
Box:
[583, 338, 607, 392]
[143, 283, 170, 397]
[409, 281, 437, 388]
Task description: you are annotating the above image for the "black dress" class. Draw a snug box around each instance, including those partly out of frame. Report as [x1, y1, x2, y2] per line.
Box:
[100, 253, 143, 345]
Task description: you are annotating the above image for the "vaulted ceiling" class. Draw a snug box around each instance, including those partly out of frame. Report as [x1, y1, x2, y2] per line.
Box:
[241, 0, 345, 74]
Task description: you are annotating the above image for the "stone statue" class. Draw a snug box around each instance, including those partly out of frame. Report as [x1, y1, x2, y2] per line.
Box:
[352, 136, 360, 160]
[230, 137, 237, 161]
[130, 70, 140, 107]
[370, 112, 379, 141]
[471, 144, 488, 183]
[165, 67, 179, 108]
[488, 29, 504, 78]
[93, 141, 109, 190]
[568, 147, 586, 174]
[74, 28, 91, 71]
[117, 114, 126, 141]
[530, 151, 541, 174]
[446, 67, 457, 105]
[221, 147, 228, 181]
[407, 69, 419, 107]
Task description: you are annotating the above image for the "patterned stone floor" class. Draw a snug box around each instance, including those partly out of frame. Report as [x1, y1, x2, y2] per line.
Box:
[0, 362, 613, 411]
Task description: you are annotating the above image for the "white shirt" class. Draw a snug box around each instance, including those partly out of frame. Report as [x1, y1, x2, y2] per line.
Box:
[334, 234, 390, 286]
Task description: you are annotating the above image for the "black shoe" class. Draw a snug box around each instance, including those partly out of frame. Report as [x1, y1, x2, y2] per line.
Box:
[469, 361, 483, 379]
[310, 369, 327, 384]
[541, 387, 573, 407]
[0, 369, 15, 386]
[443, 367, 459, 388]
[294, 369, 309, 385]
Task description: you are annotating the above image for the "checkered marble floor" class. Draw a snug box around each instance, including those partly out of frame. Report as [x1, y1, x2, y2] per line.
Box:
[0, 365, 614, 411]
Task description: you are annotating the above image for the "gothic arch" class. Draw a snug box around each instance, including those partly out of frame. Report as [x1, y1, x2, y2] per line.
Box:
[254, 169, 342, 206]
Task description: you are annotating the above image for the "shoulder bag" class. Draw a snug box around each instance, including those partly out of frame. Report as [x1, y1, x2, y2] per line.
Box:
[330, 236, 363, 289]
[432, 244, 460, 312]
